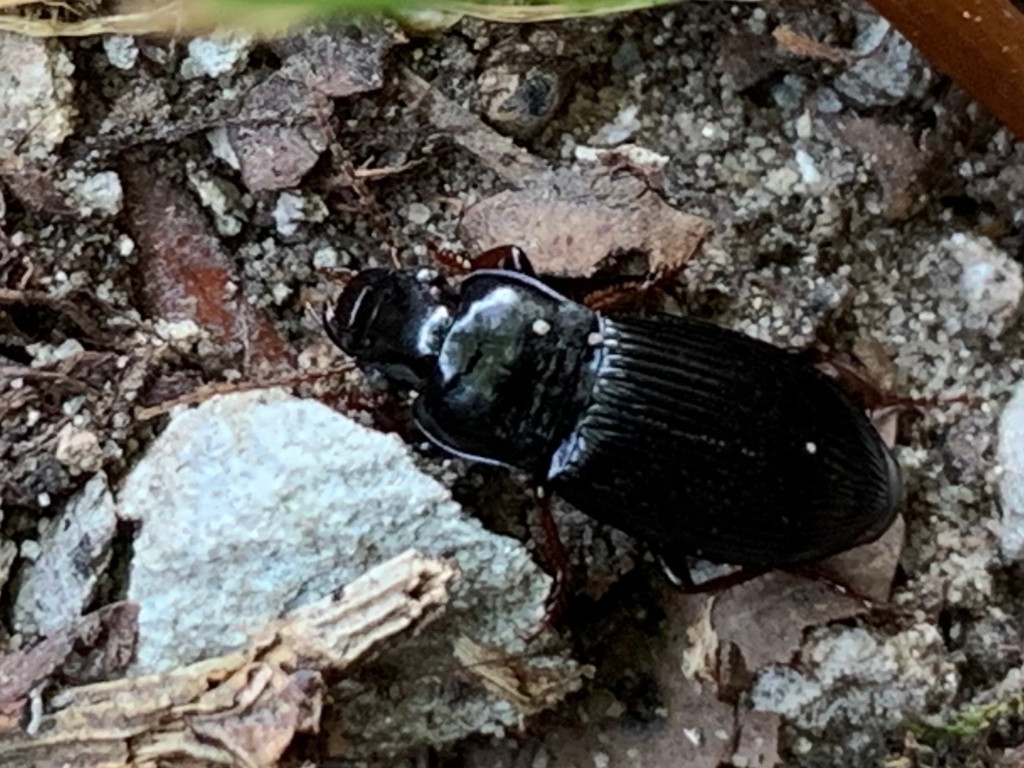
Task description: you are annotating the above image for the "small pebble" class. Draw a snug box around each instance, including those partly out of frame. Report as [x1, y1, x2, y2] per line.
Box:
[405, 202, 431, 225]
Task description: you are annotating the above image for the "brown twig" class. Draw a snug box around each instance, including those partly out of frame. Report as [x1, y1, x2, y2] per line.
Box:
[135, 365, 355, 421]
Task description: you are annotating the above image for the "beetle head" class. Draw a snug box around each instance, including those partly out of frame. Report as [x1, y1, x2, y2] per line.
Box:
[323, 268, 454, 388]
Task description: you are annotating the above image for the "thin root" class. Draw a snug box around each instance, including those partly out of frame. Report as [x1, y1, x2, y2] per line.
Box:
[136, 365, 354, 421]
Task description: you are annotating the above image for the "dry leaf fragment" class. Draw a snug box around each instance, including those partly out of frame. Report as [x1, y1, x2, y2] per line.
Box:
[221, 25, 393, 194]
[833, 116, 928, 220]
[541, 592, 738, 768]
[181, 668, 323, 768]
[679, 596, 718, 687]
[711, 572, 864, 673]
[230, 76, 331, 193]
[773, 26, 852, 64]
[459, 171, 711, 279]
[270, 27, 392, 99]
[0, 635, 72, 710]
[453, 636, 591, 718]
[732, 710, 782, 768]
[0, 603, 138, 710]
[0, 601, 139, 752]
[814, 516, 906, 604]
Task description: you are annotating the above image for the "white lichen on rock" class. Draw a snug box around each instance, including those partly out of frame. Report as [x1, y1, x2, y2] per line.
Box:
[66, 169, 124, 216]
[180, 34, 254, 79]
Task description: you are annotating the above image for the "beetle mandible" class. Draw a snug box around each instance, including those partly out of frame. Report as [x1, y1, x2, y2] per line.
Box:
[323, 247, 902, 572]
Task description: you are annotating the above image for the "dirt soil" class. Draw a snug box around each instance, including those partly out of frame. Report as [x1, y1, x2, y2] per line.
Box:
[1, 0, 1023, 766]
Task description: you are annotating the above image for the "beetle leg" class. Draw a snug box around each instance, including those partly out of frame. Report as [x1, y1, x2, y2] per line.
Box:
[427, 243, 539, 278]
[470, 245, 686, 314]
[530, 486, 570, 627]
[426, 242, 474, 275]
[470, 244, 538, 276]
[581, 279, 654, 313]
[814, 353, 976, 413]
[580, 258, 689, 314]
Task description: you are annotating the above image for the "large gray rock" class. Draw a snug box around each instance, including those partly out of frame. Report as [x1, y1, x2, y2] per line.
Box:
[118, 389, 562, 755]
[13, 473, 117, 637]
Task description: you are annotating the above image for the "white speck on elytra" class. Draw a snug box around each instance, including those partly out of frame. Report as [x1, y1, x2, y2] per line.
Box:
[806, 441, 818, 454]
[532, 319, 551, 336]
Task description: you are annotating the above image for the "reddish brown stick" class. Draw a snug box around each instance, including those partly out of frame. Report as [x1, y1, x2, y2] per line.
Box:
[865, 0, 1024, 138]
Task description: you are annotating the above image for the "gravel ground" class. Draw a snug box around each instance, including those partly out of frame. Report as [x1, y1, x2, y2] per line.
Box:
[1, 1, 1023, 766]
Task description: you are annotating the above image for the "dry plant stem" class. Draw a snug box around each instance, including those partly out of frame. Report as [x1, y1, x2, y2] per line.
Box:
[352, 160, 425, 180]
[135, 364, 354, 421]
[0, 550, 457, 767]
[0, 364, 101, 393]
[0, 1, 184, 36]
[864, 0, 1024, 138]
[452, 636, 590, 719]
[0, 0, 679, 35]
[436, 0, 678, 22]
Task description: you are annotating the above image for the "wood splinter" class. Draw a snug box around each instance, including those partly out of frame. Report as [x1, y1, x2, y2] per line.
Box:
[0, 550, 458, 768]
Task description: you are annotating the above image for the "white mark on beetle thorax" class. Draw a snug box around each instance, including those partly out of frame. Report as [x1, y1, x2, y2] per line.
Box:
[416, 305, 451, 356]
[438, 286, 521, 382]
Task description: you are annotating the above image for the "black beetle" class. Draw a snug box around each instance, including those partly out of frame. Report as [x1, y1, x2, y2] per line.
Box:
[323, 248, 902, 572]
